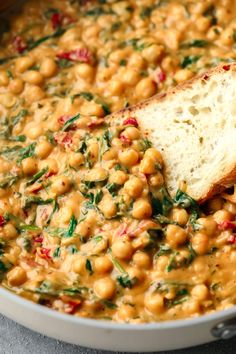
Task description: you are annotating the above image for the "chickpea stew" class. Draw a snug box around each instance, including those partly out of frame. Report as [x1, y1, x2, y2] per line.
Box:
[0, 0, 235, 323]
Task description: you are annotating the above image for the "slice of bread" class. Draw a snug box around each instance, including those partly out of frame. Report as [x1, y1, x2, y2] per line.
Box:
[109, 63, 236, 203]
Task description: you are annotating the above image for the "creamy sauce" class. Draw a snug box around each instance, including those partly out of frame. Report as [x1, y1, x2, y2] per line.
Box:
[0, 0, 235, 323]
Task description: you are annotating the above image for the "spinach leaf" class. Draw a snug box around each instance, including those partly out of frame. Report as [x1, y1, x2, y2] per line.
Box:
[120, 38, 149, 52]
[106, 183, 120, 197]
[151, 188, 173, 217]
[85, 7, 114, 17]
[62, 113, 80, 131]
[11, 109, 28, 127]
[85, 259, 93, 274]
[27, 28, 65, 50]
[24, 196, 53, 209]
[101, 129, 112, 153]
[174, 189, 201, 230]
[0, 145, 22, 158]
[203, 5, 217, 25]
[23, 237, 32, 252]
[181, 55, 200, 68]
[9, 135, 26, 142]
[180, 39, 209, 48]
[140, 6, 153, 19]
[53, 246, 61, 258]
[0, 174, 19, 188]
[17, 143, 36, 163]
[155, 244, 172, 258]
[26, 167, 48, 186]
[117, 274, 137, 289]
[65, 215, 77, 238]
[86, 190, 103, 207]
[71, 92, 94, 102]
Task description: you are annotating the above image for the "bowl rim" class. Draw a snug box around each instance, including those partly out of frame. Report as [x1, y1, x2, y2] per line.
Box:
[1, 286, 236, 331]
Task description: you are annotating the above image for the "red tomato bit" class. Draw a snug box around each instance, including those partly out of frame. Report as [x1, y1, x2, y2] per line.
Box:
[123, 117, 138, 127]
[13, 36, 27, 54]
[56, 48, 93, 64]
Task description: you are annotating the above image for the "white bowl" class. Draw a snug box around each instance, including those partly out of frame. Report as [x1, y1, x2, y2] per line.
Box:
[0, 287, 236, 352]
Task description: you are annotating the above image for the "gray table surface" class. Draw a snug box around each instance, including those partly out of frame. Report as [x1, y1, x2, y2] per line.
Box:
[0, 314, 236, 354]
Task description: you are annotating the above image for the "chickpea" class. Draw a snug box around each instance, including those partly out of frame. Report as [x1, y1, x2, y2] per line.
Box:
[207, 26, 222, 41]
[7, 266, 27, 286]
[145, 148, 163, 165]
[99, 195, 117, 219]
[213, 209, 233, 223]
[8, 78, 24, 94]
[94, 277, 116, 300]
[69, 152, 84, 169]
[124, 176, 143, 198]
[128, 53, 145, 70]
[3, 224, 18, 240]
[164, 29, 182, 50]
[73, 256, 86, 274]
[103, 147, 118, 161]
[23, 71, 44, 85]
[0, 71, 9, 86]
[74, 63, 95, 82]
[80, 102, 104, 117]
[191, 232, 209, 255]
[174, 69, 193, 83]
[170, 208, 188, 226]
[117, 304, 136, 321]
[112, 239, 134, 260]
[35, 141, 53, 159]
[15, 56, 34, 73]
[121, 69, 140, 86]
[224, 201, 236, 215]
[191, 284, 209, 301]
[109, 49, 127, 64]
[166, 224, 187, 248]
[142, 44, 164, 63]
[22, 157, 38, 175]
[76, 221, 91, 238]
[133, 251, 151, 269]
[219, 28, 234, 46]
[132, 198, 152, 219]
[87, 143, 99, 162]
[25, 124, 43, 139]
[139, 157, 156, 174]
[128, 267, 145, 284]
[39, 158, 58, 174]
[197, 217, 217, 237]
[86, 167, 108, 182]
[145, 293, 164, 314]
[195, 17, 211, 32]
[0, 93, 16, 108]
[118, 149, 139, 167]
[51, 176, 71, 196]
[122, 127, 140, 141]
[148, 172, 164, 188]
[135, 77, 157, 100]
[182, 299, 200, 315]
[94, 256, 113, 274]
[107, 80, 124, 96]
[40, 58, 57, 78]
[109, 170, 128, 185]
[24, 85, 45, 103]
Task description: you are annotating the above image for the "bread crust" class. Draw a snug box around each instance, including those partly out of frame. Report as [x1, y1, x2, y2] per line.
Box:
[109, 63, 236, 203]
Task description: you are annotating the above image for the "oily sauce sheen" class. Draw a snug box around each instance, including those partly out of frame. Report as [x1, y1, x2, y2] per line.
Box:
[0, 0, 235, 323]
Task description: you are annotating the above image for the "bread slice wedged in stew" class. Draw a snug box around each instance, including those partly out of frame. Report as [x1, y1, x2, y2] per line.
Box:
[109, 63, 236, 203]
